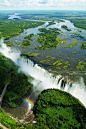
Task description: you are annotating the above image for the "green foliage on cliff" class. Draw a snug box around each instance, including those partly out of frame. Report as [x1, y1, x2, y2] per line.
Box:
[0, 108, 21, 129]
[0, 53, 32, 107]
[0, 108, 33, 129]
[34, 89, 86, 129]
[0, 67, 9, 94]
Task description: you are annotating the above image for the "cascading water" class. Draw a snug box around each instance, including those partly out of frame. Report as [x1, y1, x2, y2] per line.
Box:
[0, 38, 86, 108]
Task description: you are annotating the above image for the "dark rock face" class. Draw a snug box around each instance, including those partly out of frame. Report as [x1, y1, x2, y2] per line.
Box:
[34, 89, 86, 129]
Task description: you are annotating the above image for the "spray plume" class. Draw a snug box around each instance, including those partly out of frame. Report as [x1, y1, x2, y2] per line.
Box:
[0, 38, 86, 107]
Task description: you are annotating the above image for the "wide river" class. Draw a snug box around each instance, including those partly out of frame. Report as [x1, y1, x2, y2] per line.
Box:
[7, 13, 86, 76]
[2, 13, 86, 124]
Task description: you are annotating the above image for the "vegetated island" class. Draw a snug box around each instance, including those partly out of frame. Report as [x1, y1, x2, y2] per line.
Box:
[61, 25, 71, 31]
[36, 28, 66, 49]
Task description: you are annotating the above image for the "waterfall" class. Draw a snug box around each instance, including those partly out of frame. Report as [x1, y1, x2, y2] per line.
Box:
[0, 38, 86, 107]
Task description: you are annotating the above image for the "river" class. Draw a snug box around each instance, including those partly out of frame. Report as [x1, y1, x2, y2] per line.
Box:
[1, 13, 86, 124]
[7, 13, 86, 76]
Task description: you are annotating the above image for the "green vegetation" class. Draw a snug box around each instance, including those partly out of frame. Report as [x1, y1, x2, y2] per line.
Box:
[0, 20, 44, 39]
[61, 25, 71, 31]
[0, 108, 22, 129]
[24, 34, 34, 40]
[46, 21, 55, 27]
[37, 34, 45, 44]
[4, 41, 14, 47]
[21, 52, 40, 57]
[36, 28, 65, 49]
[40, 59, 50, 63]
[15, 40, 31, 48]
[39, 58, 70, 71]
[20, 40, 31, 47]
[72, 51, 77, 54]
[38, 27, 60, 34]
[36, 33, 58, 49]
[76, 60, 86, 70]
[81, 41, 86, 49]
[63, 38, 79, 48]
[0, 53, 32, 107]
[52, 59, 70, 70]
[0, 67, 8, 94]
[56, 35, 66, 44]
[1, 88, 86, 129]
[34, 89, 86, 129]
[46, 56, 55, 60]
[40, 56, 55, 64]
[0, 108, 33, 129]
[69, 17, 86, 30]
[0, 88, 86, 129]
[0, 10, 86, 129]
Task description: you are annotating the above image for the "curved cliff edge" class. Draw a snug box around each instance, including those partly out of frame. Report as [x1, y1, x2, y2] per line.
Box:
[33, 89, 86, 129]
[0, 89, 86, 129]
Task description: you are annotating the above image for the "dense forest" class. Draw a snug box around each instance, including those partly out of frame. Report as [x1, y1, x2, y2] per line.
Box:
[33, 89, 86, 129]
[0, 53, 32, 107]
[0, 89, 86, 129]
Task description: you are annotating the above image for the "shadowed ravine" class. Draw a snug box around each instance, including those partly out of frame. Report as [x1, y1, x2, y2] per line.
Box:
[0, 66, 11, 107]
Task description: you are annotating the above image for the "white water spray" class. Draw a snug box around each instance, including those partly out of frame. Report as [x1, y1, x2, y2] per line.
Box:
[0, 38, 86, 107]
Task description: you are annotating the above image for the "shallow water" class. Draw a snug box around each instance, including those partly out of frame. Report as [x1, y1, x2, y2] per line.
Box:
[6, 14, 86, 74]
